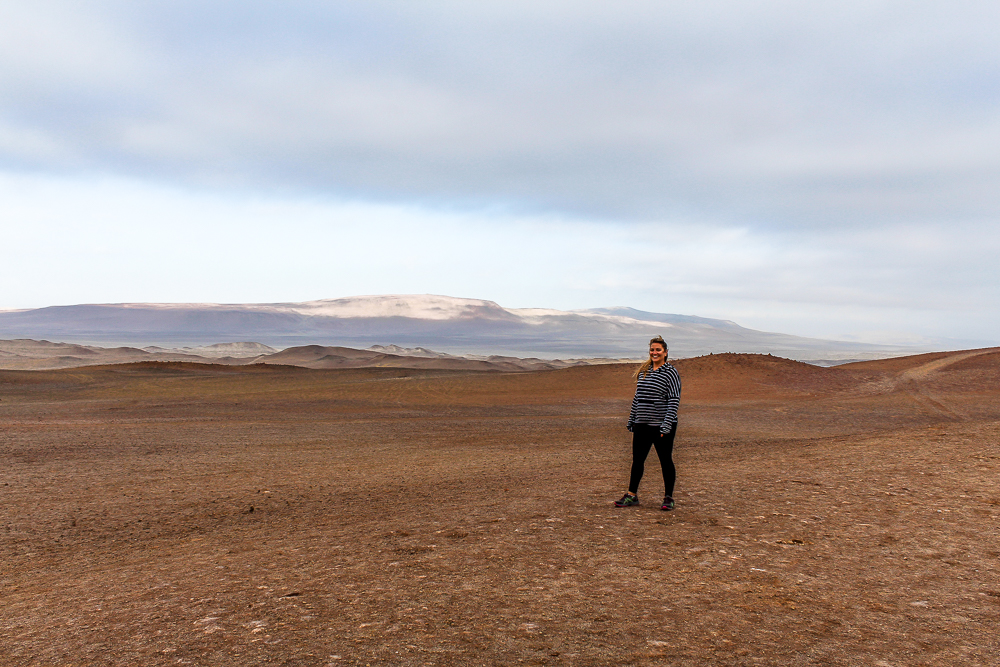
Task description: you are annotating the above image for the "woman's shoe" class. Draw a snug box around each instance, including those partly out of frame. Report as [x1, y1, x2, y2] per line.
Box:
[660, 496, 675, 511]
[614, 493, 639, 507]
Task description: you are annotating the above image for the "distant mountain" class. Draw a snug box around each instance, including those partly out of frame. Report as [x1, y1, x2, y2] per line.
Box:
[0, 339, 593, 372]
[0, 294, 919, 361]
[143, 342, 278, 358]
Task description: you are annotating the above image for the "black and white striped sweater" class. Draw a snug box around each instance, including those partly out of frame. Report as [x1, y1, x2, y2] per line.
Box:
[627, 362, 681, 434]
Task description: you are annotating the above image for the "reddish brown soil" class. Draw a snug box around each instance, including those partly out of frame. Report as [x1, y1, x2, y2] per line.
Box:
[2, 351, 999, 666]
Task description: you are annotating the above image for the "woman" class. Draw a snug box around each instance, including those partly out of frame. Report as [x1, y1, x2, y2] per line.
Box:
[615, 335, 682, 510]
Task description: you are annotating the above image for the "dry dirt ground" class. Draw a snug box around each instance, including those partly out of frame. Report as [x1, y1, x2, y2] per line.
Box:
[2, 351, 999, 666]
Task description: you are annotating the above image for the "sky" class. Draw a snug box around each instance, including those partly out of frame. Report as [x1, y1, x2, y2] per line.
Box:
[1, 1, 999, 346]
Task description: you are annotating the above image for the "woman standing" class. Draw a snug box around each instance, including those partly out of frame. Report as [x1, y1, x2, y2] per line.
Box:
[615, 335, 682, 510]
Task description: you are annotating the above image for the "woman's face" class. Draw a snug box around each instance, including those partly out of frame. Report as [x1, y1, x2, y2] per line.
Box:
[649, 343, 666, 364]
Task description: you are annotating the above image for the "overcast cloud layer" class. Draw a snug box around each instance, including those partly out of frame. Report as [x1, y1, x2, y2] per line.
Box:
[1, 1, 999, 346]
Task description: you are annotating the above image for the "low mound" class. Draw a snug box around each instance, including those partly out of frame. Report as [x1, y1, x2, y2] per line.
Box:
[911, 348, 1000, 394]
[672, 353, 855, 400]
[260, 346, 510, 371]
[838, 350, 959, 373]
[942, 348, 1000, 373]
[0, 339, 231, 370]
[257, 345, 375, 364]
[256, 345, 565, 372]
[835, 347, 1000, 394]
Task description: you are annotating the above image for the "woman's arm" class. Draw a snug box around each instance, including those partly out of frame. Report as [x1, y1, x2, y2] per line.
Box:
[627, 387, 639, 431]
[659, 366, 682, 434]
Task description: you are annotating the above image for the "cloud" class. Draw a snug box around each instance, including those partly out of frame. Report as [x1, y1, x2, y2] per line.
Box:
[1, 2, 998, 344]
[3, 1, 1000, 224]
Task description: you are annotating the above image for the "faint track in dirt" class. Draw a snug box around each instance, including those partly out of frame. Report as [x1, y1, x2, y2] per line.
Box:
[898, 349, 993, 381]
[895, 349, 997, 421]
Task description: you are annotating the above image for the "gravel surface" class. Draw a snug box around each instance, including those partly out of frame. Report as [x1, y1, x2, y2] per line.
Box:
[2, 352, 999, 666]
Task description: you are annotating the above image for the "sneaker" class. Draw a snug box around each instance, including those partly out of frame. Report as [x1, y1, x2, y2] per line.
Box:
[614, 493, 639, 507]
[660, 496, 675, 511]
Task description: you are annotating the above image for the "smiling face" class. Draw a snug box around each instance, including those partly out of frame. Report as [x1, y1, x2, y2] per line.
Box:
[649, 342, 667, 365]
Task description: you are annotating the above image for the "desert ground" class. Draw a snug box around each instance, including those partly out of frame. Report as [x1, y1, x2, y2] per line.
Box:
[2, 349, 999, 666]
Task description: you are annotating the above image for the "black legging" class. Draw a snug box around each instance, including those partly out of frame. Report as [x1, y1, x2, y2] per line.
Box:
[628, 422, 677, 497]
